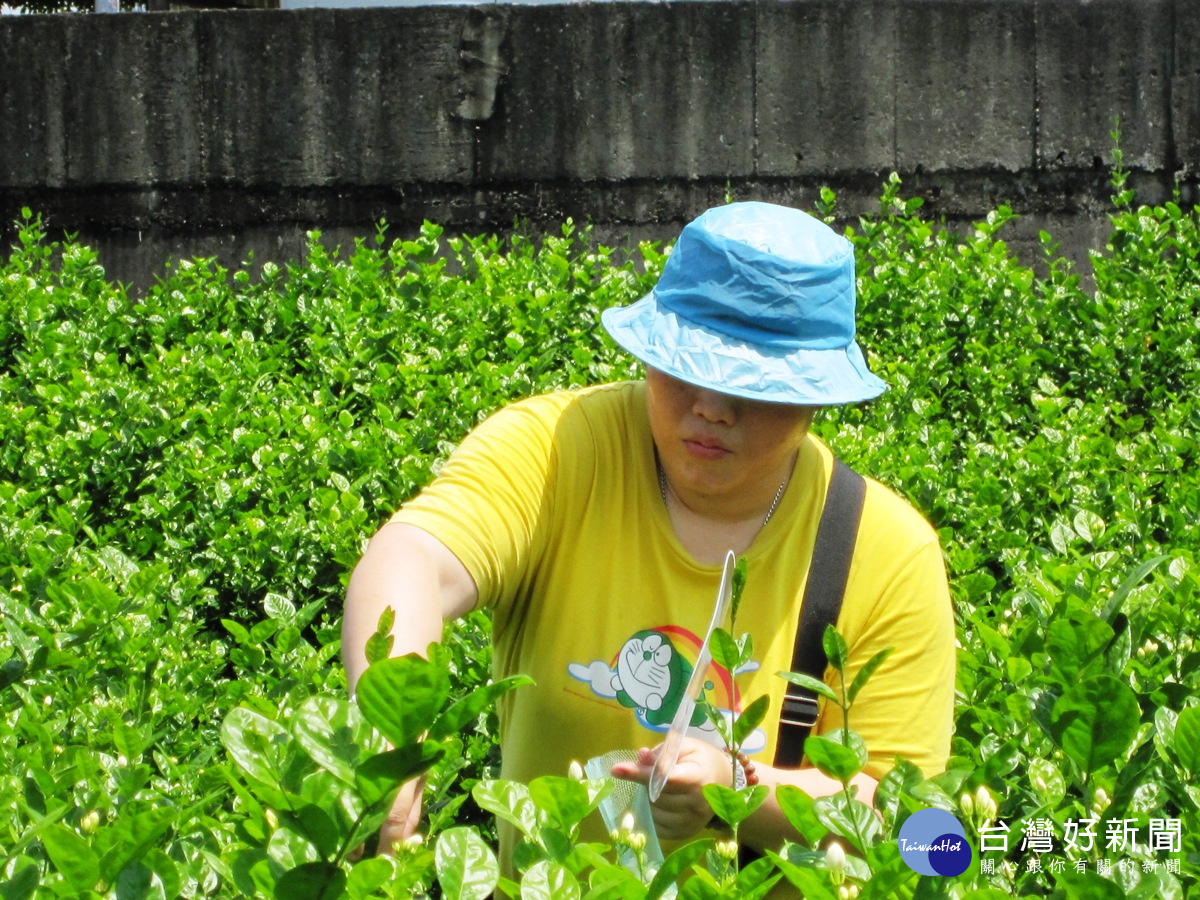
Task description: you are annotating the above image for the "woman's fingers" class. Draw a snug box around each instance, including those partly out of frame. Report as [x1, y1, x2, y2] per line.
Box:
[374, 776, 425, 856]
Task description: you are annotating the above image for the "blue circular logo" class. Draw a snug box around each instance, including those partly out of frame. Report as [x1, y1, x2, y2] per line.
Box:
[897, 808, 972, 877]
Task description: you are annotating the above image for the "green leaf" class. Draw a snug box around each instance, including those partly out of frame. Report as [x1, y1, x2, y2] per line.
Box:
[763, 850, 839, 900]
[1072, 509, 1105, 543]
[803, 732, 868, 782]
[847, 647, 894, 704]
[708, 628, 741, 675]
[264, 592, 296, 623]
[1174, 706, 1200, 774]
[732, 694, 770, 748]
[701, 784, 768, 828]
[528, 775, 610, 833]
[95, 807, 177, 884]
[355, 654, 451, 749]
[775, 785, 828, 845]
[113, 861, 167, 900]
[364, 607, 395, 666]
[731, 556, 748, 627]
[345, 856, 395, 899]
[292, 694, 363, 787]
[222, 618, 251, 645]
[583, 865, 647, 900]
[776, 671, 838, 704]
[1101, 555, 1170, 622]
[519, 859, 580, 900]
[140, 847, 180, 900]
[872, 758, 924, 826]
[813, 792, 880, 854]
[646, 840, 712, 900]
[220, 707, 293, 793]
[0, 858, 40, 900]
[1051, 869, 1128, 900]
[355, 743, 444, 807]
[472, 780, 541, 838]
[1050, 519, 1075, 555]
[1049, 675, 1141, 777]
[733, 857, 782, 900]
[280, 805, 341, 860]
[41, 824, 100, 894]
[435, 827, 499, 900]
[272, 862, 347, 900]
[822, 625, 849, 672]
[429, 674, 535, 741]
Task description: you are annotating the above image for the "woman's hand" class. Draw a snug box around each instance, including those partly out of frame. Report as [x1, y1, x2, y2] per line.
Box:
[376, 776, 425, 855]
[610, 737, 733, 841]
[346, 775, 425, 862]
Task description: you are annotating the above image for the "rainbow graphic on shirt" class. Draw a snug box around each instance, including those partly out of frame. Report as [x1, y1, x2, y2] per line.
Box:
[566, 624, 766, 753]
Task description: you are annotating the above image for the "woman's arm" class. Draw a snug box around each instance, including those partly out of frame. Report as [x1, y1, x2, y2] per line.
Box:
[342, 521, 478, 854]
[342, 521, 479, 691]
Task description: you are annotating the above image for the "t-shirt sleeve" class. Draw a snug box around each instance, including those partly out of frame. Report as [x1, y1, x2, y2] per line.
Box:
[388, 394, 569, 615]
[815, 487, 956, 781]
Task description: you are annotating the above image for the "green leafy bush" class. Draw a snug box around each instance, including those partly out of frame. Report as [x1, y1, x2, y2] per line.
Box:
[2, 173, 1198, 897]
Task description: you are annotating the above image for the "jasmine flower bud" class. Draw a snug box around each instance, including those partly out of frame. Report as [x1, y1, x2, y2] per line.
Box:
[620, 811, 636, 838]
[825, 840, 847, 885]
[80, 810, 101, 834]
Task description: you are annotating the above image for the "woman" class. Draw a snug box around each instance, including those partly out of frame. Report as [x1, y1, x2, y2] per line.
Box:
[343, 202, 955, 868]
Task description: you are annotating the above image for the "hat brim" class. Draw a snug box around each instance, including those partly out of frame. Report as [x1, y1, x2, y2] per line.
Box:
[601, 292, 887, 406]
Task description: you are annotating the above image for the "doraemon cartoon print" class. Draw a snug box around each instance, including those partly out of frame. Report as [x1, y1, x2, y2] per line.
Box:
[568, 626, 768, 754]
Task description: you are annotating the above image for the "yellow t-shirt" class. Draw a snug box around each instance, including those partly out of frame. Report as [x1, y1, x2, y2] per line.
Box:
[391, 381, 954, 844]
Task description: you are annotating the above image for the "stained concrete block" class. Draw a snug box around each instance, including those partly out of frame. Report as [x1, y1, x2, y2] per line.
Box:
[757, 0, 898, 177]
[1172, 0, 1200, 177]
[198, 8, 473, 187]
[0, 18, 68, 189]
[896, 0, 1036, 173]
[1037, 0, 1172, 172]
[479, 2, 757, 182]
[61, 14, 202, 187]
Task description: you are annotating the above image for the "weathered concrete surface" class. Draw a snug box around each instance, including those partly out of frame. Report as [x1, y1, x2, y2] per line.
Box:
[0, 0, 1197, 290]
[757, 1, 898, 176]
[1036, 0, 1174, 172]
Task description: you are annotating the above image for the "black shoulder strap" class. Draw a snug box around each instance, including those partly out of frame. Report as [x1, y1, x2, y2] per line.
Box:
[774, 457, 866, 768]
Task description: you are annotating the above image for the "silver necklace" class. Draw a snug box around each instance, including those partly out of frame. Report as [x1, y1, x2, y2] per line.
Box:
[656, 457, 789, 527]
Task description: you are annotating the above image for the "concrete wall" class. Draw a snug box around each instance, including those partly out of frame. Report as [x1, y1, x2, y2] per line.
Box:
[1, 0, 1198, 288]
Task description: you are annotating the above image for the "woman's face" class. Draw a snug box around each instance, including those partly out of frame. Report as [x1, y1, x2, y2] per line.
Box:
[645, 368, 815, 512]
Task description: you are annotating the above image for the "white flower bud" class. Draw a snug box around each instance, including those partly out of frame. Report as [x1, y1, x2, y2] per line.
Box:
[80, 810, 101, 834]
[402, 834, 425, 851]
[629, 832, 647, 853]
[717, 840, 739, 860]
[825, 841, 847, 885]
[959, 792, 974, 818]
[620, 812, 636, 838]
[975, 785, 998, 821]
[568, 760, 584, 781]
[1092, 788, 1110, 813]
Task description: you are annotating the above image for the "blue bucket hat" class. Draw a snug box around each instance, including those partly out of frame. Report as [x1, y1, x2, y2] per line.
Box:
[601, 201, 886, 405]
